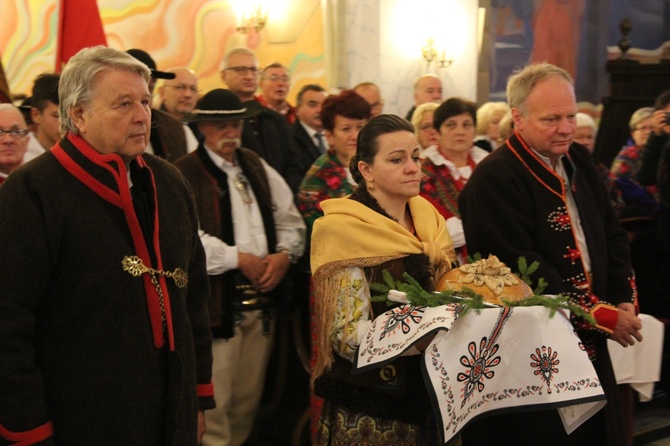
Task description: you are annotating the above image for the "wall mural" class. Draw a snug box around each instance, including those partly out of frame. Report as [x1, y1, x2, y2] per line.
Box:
[487, 0, 669, 105]
[3, 0, 667, 109]
[0, 0, 326, 104]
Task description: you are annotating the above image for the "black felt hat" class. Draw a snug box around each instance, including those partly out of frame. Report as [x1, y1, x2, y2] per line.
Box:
[183, 89, 261, 123]
[126, 49, 175, 80]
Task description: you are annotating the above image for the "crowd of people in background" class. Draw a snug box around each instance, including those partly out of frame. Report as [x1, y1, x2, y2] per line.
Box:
[1, 44, 670, 446]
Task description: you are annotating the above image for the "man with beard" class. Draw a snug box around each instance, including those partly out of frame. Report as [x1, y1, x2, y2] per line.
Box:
[175, 88, 305, 446]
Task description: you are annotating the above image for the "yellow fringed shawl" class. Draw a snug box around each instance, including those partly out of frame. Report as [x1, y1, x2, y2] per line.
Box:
[310, 195, 456, 380]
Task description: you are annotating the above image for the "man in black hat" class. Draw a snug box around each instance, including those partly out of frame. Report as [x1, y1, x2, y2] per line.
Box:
[22, 73, 60, 163]
[175, 89, 305, 446]
[126, 48, 190, 163]
[126, 48, 176, 91]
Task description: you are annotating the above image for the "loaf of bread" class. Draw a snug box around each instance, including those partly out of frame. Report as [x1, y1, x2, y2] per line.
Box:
[435, 255, 533, 306]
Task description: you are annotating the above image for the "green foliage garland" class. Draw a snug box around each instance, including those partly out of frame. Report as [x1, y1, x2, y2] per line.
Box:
[370, 257, 596, 326]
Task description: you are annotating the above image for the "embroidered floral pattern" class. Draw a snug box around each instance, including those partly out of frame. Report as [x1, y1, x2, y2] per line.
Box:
[296, 150, 354, 231]
[457, 337, 501, 407]
[530, 346, 560, 393]
[358, 305, 459, 366]
[456, 307, 511, 408]
[562, 246, 581, 264]
[380, 305, 425, 339]
[330, 268, 368, 360]
[547, 206, 571, 231]
[358, 304, 605, 443]
[420, 162, 463, 219]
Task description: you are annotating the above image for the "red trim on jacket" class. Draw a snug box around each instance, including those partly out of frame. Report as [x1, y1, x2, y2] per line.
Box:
[197, 383, 215, 397]
[136, 156, 176, 349]
[52, 133, 175, 350]
[506, 131, 566, 201]
[0, 421, 54, 445]
[591, 304, 619, 333]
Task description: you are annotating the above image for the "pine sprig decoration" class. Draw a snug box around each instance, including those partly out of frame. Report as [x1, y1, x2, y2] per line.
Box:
[371, 271, 489, 316]
[516, 256, 548, 295]
[371, 261, 597, 326]
[500, 294, 595, 325]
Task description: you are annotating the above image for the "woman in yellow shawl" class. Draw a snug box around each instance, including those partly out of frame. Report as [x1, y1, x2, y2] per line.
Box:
[311, 114, 456, 445]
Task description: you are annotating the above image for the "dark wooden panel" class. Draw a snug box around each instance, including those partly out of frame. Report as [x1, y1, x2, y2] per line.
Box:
[594, 60, 670, 168]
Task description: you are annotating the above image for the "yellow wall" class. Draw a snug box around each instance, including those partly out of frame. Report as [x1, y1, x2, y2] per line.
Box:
[0, 0, 326, 104]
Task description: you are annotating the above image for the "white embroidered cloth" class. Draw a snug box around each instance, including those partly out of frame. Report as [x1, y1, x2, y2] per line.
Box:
[354, 305, 606, 444]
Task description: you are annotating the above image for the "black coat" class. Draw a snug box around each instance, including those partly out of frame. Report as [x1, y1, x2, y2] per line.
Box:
[289, 120, 323, 192]
[458, 133, 631, 445]
[241, 100, 302, 191]
[0, 135, 213, 445]
[459, 134, 635, 340]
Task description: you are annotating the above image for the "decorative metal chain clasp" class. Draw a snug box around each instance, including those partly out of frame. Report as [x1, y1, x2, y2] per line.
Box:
[121, 255, 188, 288]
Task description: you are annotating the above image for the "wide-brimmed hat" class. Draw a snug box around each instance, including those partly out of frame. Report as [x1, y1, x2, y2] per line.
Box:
[126, 49, 175, 80]
[183, 89, 261, 123]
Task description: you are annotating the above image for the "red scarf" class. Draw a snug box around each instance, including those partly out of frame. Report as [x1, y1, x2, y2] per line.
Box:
[51, 133, 175, 350]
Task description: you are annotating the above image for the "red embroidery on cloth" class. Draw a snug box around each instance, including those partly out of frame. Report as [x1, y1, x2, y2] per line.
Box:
[457, 308, 512, 407]
[380, 305, 426, 339]
[530, 346, 560, 393]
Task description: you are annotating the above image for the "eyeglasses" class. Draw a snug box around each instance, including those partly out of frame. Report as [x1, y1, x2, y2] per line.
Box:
[225, 66, 261, 75]
[0, 128, 29, 138]
[419, 124, 435, 132]
[166, 84, 199, 93]
[263, 74, 290, 83]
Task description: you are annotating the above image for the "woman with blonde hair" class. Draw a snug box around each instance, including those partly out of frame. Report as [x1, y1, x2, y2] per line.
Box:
[411, 101, 440, 152]
[611, 107, 658, 213]
[473, 101, 510, 152]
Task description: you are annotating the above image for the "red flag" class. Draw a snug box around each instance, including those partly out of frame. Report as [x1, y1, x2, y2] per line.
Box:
[0, 56, 11, 103]
[56, 0, 108, 71]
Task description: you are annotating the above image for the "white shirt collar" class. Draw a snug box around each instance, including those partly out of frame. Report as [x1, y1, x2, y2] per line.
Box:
[531, 149, 564, 171]
[299, 120, 320, 138]
[204, 144, 237, 170]
[423, 145, 488, 165]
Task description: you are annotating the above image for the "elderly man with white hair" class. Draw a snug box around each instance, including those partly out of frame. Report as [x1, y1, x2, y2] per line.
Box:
[0, 46, 214, 445]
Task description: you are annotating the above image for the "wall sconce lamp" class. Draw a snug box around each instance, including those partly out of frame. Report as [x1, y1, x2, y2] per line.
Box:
[236, 4, 268, 34]
[421, 37, 453, 69]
